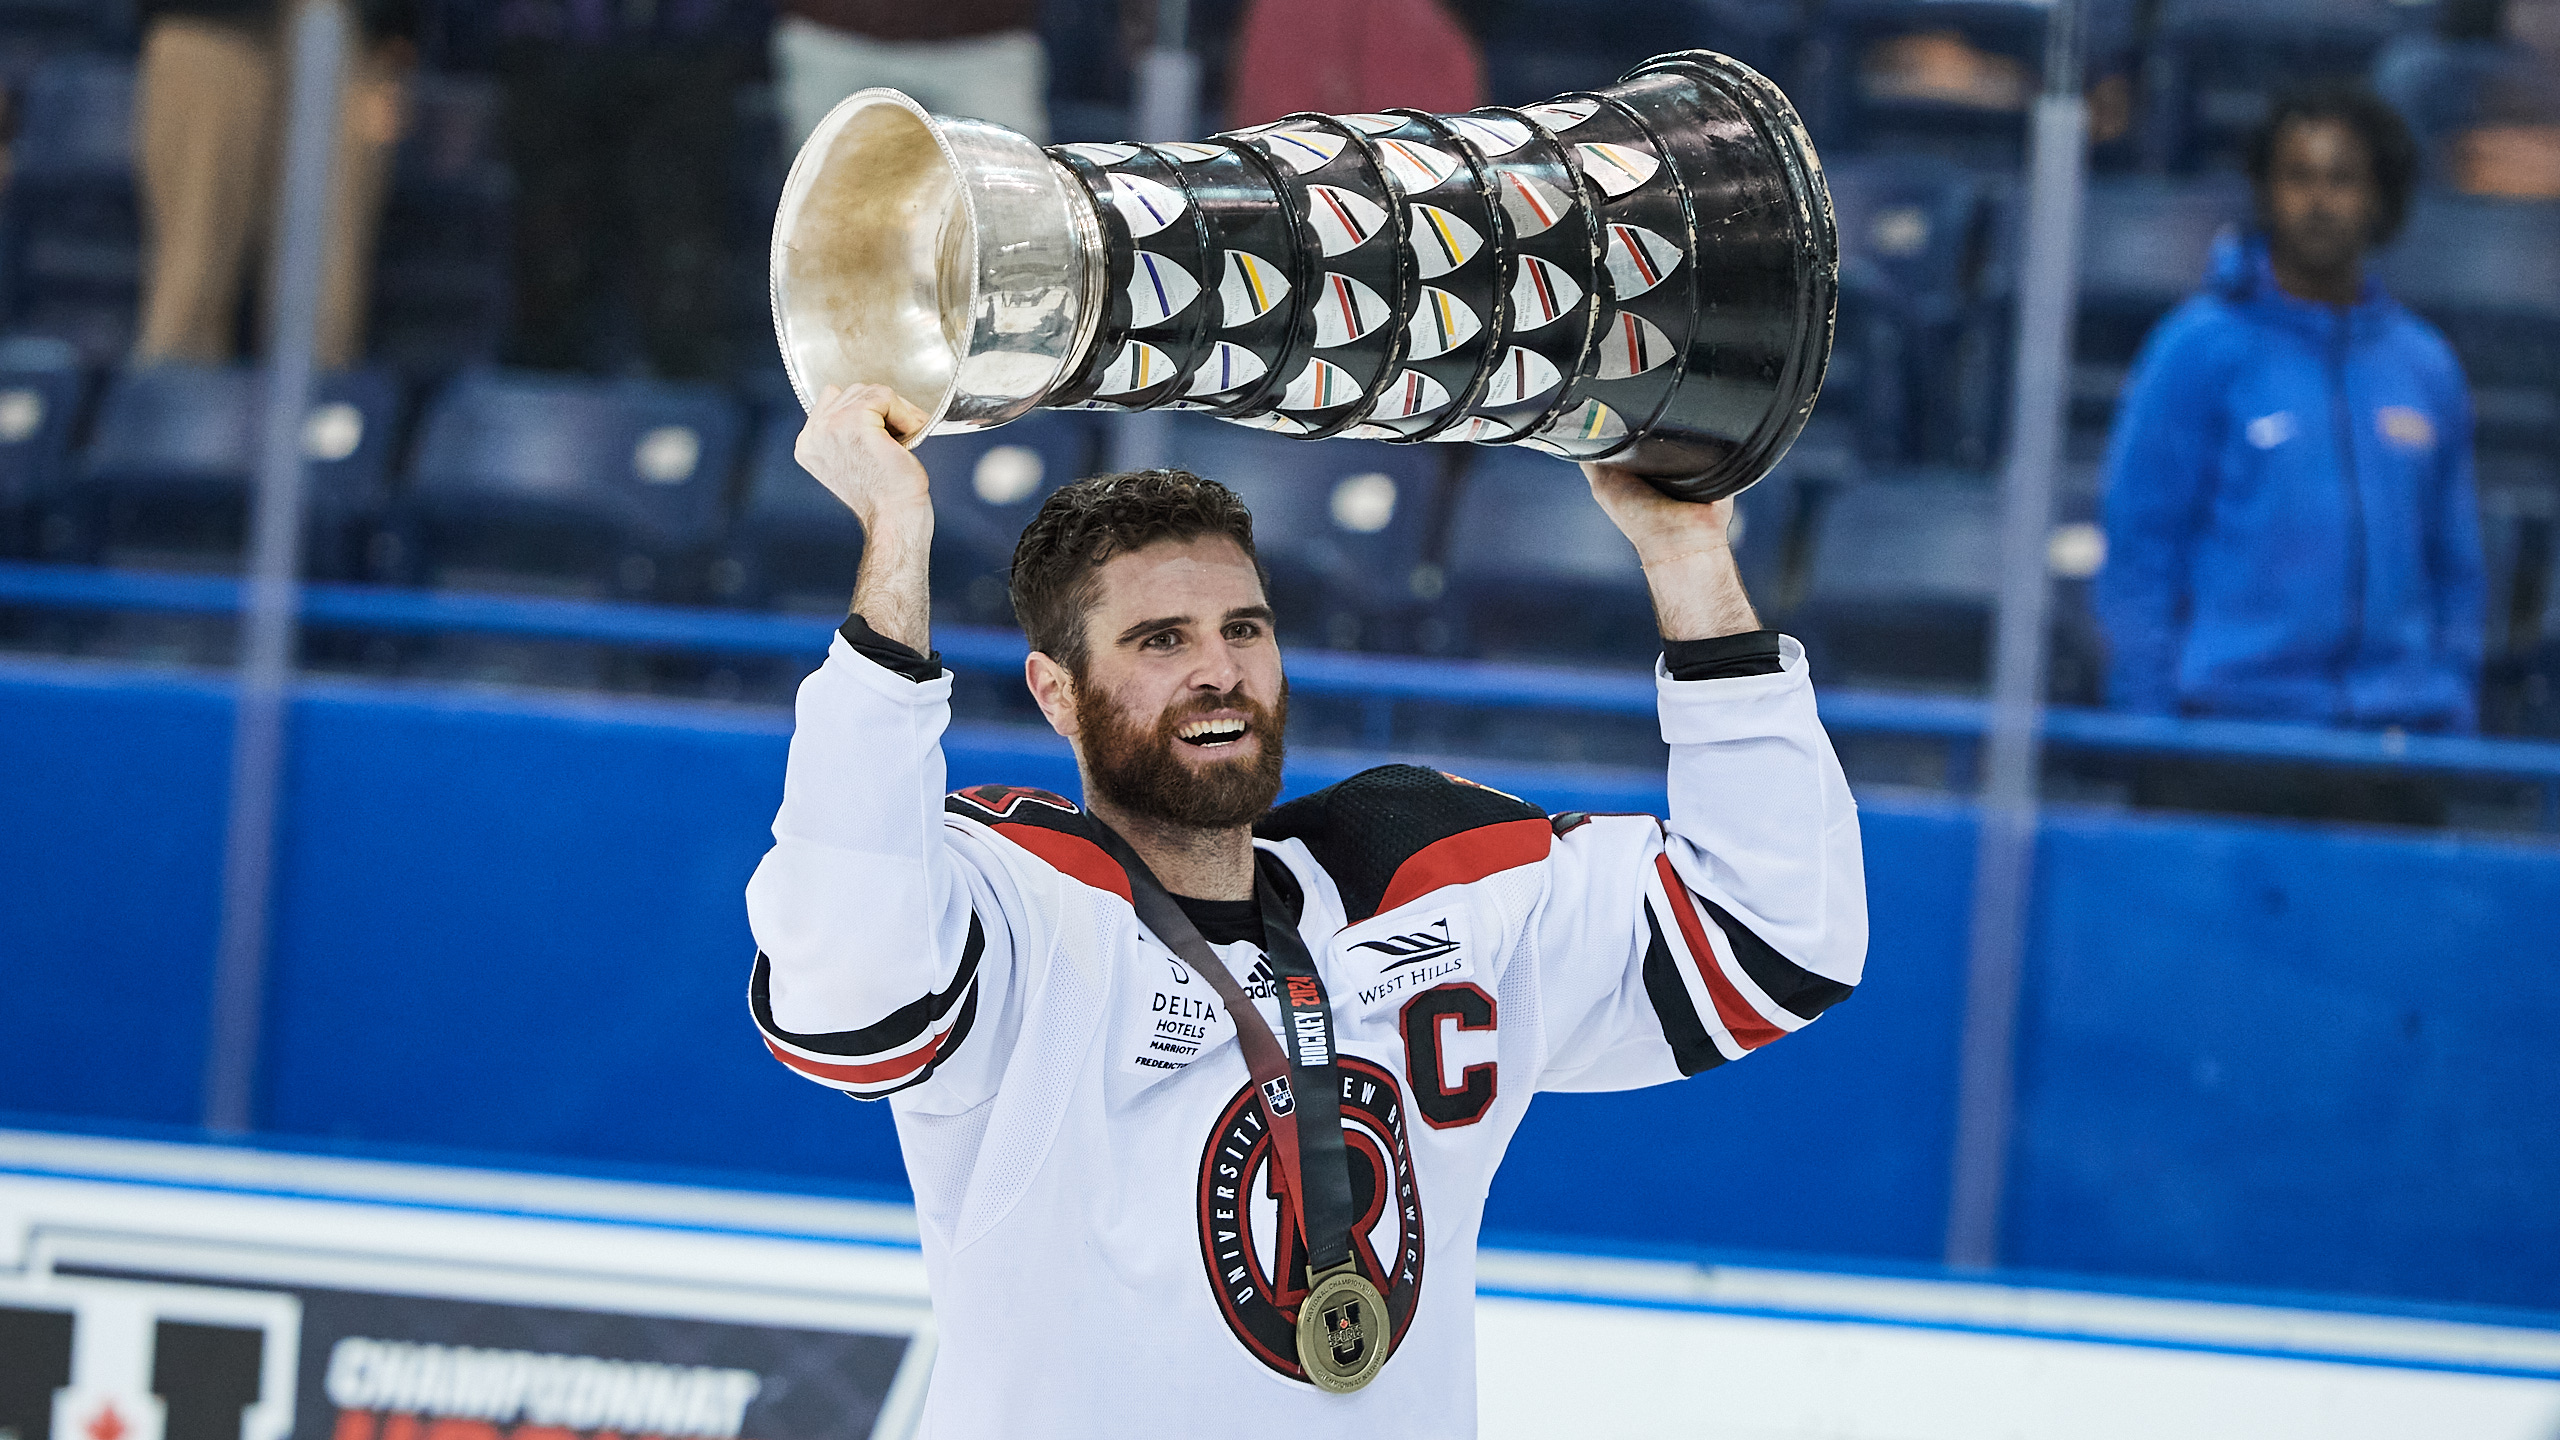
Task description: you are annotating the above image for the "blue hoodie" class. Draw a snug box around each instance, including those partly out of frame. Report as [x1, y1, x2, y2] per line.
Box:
[2096, 233, 2484, 732]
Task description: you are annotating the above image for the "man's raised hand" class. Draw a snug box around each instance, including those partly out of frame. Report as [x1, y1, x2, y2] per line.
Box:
[799, 384, 936, 651]
[1581, 462, 1759, 642]
[796, 383, 933, 530]
[1581, 462, 1737, 565]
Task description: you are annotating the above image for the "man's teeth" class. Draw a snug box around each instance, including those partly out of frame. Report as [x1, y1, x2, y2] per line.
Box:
[1178, 718, 1248, 743]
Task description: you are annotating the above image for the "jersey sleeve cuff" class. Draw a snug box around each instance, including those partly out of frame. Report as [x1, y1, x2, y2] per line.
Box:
[1662, 629, 1784, 680]
[1655, 634, 1816, 746]
[824, 630, 956, 705]
[841, 613, 946, 682]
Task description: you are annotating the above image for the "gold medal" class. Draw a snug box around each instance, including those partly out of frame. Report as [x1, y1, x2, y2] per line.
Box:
[1296, 1264, 1391, 1393]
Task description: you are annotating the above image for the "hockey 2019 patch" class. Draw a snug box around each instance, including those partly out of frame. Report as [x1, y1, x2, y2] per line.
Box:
[1195, 1055, 1424, 1383]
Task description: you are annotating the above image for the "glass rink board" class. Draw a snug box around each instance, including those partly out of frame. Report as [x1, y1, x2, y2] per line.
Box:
[4, 1128, 2558, 1440]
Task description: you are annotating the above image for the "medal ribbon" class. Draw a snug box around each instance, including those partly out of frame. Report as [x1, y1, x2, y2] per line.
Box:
[1097, 828, 1360, 1279]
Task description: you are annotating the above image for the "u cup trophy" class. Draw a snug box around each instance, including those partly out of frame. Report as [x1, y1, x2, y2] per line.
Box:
[768, 50, 1836, 503]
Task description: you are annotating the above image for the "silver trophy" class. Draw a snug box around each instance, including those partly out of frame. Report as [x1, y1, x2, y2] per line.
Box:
[769, 50, 1836, 503]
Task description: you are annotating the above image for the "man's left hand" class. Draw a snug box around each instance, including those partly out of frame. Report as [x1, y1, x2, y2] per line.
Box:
[1581, 463, 1736, 567]
[1581, 463, 1760, 641]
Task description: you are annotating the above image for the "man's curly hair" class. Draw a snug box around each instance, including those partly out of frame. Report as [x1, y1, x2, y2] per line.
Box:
[1009, 469, 1264, 675]
[2246, 80, 2420, 246]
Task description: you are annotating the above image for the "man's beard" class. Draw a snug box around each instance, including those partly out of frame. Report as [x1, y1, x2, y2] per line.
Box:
[1077, 681, 1288, 830]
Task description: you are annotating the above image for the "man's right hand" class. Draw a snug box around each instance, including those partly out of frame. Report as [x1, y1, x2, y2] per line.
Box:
[797, 383, 933, 530]
[800, 384, 937, 653]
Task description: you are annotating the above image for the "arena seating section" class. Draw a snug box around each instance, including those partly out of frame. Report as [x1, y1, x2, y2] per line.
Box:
[0, 0, 2554, 737]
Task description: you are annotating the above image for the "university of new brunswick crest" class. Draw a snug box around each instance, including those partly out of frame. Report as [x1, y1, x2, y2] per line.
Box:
[1194, 1055, 1424, 1383]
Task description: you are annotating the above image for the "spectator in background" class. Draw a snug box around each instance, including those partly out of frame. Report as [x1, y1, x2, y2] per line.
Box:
[772, 1, 1044, 149]
[2097, 84, 2483, 821]
[495, 0, 764, 380]
[134, 0, 416, 370]
[1226, 0, 1480, 128]
[2375, 0, 2560, 198]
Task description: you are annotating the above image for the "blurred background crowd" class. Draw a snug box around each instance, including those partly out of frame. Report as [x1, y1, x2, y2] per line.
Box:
[2, 0, 2557, 825]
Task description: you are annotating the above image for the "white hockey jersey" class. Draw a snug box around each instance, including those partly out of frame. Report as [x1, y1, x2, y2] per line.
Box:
[744, 633, 1867, 1437]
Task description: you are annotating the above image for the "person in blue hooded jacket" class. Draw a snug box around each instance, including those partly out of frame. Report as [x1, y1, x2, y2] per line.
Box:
[2098, 83, 2485, 748]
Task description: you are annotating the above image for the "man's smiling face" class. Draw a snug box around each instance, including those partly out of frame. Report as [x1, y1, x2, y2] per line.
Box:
[1054, 533, 1288, 829]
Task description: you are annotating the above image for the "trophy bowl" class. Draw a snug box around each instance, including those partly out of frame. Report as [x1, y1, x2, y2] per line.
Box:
[771, 50, 1836, 504]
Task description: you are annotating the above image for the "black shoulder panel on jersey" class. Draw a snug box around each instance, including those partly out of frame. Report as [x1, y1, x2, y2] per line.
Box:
[1256, 764, 1549, 922]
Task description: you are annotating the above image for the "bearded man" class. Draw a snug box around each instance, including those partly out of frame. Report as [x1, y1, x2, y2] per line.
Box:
[746, 384, 1869, 1435]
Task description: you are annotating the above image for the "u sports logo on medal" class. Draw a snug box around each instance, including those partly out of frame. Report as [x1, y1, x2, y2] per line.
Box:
[1195, 1055, 1425, 1382]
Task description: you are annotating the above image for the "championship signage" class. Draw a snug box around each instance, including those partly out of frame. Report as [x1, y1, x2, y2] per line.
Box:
[0, 1132, 933, 1440]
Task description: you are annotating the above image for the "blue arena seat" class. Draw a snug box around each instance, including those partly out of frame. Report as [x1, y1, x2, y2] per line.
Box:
[720, 406, 1104, 620]
[370, 73, 513, 377]
[2475, 491, 2548, 670]
[397, 369, 744, 600]
[2374, 195, 2560, 457]
[1159, 414, 1445, 652]
[2071, 174, 2252, 427]
[1, 54, 139, 362]
[0, 334, 85, 556]
[1780, 467, 2106, 699]
[1041, 0, 1132, 142]
[1788, 469, 2001, 690]
[0, 0, 127, 80]
[1806, 0, 2145, 167]
[2139, 0, 2412, 171]
[719, 408, 865, 613]
[1481, 0, 1805, 109]
[1730, 457, 1810, 606]
[907, 409, 1104, 626]
[720, 400, 1102, 620]
[1824, 153, 1995, 463]
[1806, 0, 2047, 163]
[1436, 443, 1655, 665]
[73, 363, 401, 576]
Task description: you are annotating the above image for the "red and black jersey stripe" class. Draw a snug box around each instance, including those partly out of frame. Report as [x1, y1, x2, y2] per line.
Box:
[750, 914, 985, 1099]
[1639, 855, 1852, 1076]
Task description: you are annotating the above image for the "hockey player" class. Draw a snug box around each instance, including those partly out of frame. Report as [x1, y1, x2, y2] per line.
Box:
[747, 383, 1868, 1433]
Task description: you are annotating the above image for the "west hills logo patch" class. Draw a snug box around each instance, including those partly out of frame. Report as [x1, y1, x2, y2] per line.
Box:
[1352, 918, 1460, 970]
[1196, 1056, 1423, 1383]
